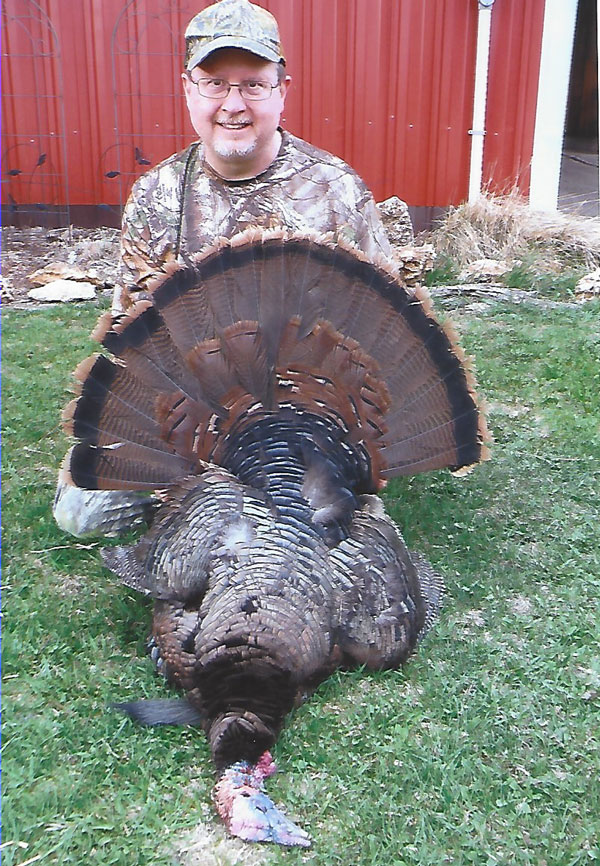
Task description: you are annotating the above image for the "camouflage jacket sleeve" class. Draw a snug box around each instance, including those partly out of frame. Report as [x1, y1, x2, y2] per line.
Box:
[345, 186, 396, 261]
[272, 134, 412, 264]
[113, 186, 156, 313]
[112, 149, 191, 314]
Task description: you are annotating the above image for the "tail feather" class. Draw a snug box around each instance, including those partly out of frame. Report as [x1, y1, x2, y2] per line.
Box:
[146, 257, 214, 355]
[380, 429, 479, 476]
[66, 440, 198, 490]
[62, 230, 489, 492]
[255, 234, 288, 370]
[283, 238, 329, 337]
[65, 354, 215, 477]
[185, 338, 237, 414]
[64, 355, 171, 451]
[113, 698, 204, 727]
[98, 306, 206, 404]
[219, 323, 272, 408]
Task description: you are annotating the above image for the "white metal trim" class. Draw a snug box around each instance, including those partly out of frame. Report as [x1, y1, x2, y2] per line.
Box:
[468, 4, 494, 202]
[529, 0, 578, 211]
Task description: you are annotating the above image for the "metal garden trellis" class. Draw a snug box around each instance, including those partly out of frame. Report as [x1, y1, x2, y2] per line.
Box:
[1, 0, 71, 228]
[108, 0, 195, 213]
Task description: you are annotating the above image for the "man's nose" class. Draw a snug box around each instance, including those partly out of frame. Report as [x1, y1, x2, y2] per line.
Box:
[220, 85, 247, 111]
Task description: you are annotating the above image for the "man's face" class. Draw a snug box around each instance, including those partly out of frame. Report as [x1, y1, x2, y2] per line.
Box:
[182, 48, 290, 176]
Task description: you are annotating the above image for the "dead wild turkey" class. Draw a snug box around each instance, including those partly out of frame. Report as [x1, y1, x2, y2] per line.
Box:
[60, 229, 488, 847]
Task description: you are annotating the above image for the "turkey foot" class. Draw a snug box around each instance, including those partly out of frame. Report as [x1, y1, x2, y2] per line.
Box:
[214, 751, 311, 847]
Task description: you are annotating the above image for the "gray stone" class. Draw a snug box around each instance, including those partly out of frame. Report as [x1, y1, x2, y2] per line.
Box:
[27, 279, 96, 302]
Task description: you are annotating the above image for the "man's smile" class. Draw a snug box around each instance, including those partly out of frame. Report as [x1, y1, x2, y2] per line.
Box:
[217, 120, 252, 129]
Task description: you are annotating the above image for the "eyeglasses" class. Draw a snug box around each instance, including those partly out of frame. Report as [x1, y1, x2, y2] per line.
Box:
[188, 76, 280, 101]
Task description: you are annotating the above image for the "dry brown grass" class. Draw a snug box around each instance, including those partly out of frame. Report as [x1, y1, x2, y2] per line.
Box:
[427, 190, 600, 273]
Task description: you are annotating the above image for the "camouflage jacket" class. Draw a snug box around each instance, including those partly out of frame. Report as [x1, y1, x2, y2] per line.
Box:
[114, 130, 412, 312]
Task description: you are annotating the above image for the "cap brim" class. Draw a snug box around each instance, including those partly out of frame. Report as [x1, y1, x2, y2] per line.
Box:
[186, 36, 281, 70]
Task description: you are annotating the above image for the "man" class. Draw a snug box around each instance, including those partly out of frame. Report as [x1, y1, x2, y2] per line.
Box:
[113, 0, 411, 313]
[55, 0, 412, 535]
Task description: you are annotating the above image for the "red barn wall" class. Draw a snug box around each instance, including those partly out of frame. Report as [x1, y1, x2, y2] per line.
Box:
[1, 0, 546, 219]
[483, 0, 546, 195]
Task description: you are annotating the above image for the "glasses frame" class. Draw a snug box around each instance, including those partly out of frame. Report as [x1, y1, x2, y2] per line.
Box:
[186, 74, 281, 101]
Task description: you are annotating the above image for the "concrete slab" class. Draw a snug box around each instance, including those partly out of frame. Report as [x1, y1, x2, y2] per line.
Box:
[558, 149, 599, 217]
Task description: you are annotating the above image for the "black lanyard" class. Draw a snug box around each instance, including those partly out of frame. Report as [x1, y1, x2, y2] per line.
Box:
[174, 141, 201, 258]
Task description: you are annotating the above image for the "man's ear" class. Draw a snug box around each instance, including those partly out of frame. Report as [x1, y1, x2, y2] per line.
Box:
[182, 72, 195, 109]
[280, 75, 292, 103]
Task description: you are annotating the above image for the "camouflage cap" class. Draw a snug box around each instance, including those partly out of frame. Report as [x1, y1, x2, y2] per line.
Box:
[185, 0, 285, 70]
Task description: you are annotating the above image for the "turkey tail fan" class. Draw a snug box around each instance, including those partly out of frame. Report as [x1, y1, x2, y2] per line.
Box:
[61, 229, 489, 492]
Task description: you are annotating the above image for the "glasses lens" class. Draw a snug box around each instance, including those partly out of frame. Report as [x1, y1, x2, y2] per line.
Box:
[196, 78, 229, 98]
[239, 81, 272, 100]
[194, 78, 275, 100]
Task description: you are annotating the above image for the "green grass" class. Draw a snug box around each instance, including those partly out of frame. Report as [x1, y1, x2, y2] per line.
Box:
[501, 261, 584, 299]
[423, 255, 460, 287]
[424, 252, 585, 301]
[3, 300, 600, 865]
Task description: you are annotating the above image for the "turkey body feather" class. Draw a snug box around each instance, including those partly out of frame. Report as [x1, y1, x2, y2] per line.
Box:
[61, 230, 488, 846]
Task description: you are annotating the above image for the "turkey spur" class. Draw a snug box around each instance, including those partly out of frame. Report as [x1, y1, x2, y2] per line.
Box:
[60, 230, 489, 846]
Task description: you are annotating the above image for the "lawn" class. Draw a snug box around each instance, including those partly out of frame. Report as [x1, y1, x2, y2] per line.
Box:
[2, 296, 599, 866]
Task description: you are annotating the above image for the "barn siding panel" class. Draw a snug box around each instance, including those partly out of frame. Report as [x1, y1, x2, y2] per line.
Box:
[2, 0, 546, 216]
[483, 0, 546, 195]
